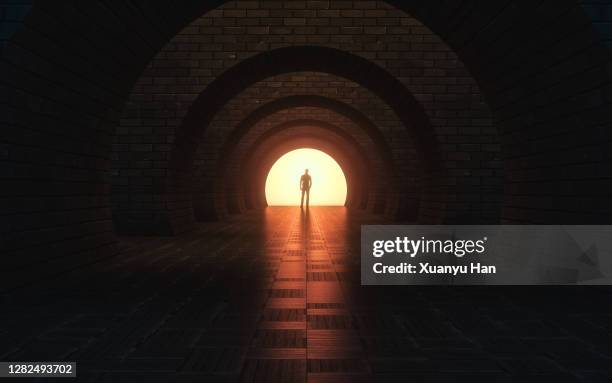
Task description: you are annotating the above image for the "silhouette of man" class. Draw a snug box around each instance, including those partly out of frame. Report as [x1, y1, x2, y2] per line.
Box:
[300, 169, 312, 208]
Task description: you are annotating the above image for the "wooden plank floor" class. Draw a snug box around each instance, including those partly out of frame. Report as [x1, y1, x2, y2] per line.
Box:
[1, 207, 612, 382]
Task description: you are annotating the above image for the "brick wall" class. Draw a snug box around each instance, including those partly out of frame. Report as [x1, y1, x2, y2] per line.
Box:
[115, 0, 499, 232]
[2, 0, 611, 290]
[191, 72, 415, 220]
[0, 1, 227, 290]
[407, 0, 612, 223]
[215, 108, 392, 217]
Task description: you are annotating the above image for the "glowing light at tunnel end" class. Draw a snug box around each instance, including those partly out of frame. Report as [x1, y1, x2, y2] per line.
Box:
[265, 148, 348, 206]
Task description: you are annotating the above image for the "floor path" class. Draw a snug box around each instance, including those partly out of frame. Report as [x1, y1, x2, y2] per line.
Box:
[2, 207, 611, 382]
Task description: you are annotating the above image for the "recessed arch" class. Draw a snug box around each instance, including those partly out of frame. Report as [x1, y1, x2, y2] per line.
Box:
[171, 46, 441, 174]
[232, 121, 381, 214]
[214, 95, 399, 179]
[2, 0, 611, 285]
[193, 96, 418, 221]
[213, 125, 377, 220]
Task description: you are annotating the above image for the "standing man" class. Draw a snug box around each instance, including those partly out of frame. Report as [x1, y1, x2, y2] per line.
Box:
[300, 169, 312, 208]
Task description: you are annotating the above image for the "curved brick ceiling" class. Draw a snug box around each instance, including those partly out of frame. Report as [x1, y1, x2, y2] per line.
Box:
[1, 0, 610, 286]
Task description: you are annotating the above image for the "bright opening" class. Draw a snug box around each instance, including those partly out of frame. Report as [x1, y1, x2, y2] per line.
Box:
[265, 148, 347, 206]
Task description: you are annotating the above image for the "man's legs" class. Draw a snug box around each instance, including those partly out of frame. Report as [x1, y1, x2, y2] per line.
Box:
[306, 189, 309, 207]
[301, 189, 305, 207]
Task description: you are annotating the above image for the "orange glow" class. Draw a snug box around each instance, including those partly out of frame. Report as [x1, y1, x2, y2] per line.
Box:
[265, 148, 347, 206]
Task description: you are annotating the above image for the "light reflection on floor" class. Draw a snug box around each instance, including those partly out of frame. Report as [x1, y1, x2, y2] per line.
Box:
[2, 207, 609, 381]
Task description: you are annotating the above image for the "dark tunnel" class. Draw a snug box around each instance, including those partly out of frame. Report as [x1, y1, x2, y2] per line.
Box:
[1, 1, 612, 381]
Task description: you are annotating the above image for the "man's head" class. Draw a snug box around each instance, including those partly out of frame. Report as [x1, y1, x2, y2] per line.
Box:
[304, 169, 309, 175]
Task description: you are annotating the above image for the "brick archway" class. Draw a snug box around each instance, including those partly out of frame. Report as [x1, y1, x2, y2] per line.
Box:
[172, 46, 440, 172]
[2, 1, 611, 286]
[167, 46, 442, 233]
[201, 96, 405, 221]
[223, 122, 376, 218]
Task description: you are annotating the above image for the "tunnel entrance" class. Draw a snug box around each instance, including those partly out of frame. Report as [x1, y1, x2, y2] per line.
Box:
[265, 148, 348, 206]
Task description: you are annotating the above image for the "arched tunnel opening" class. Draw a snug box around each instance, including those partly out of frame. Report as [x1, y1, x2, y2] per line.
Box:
[265, 148, 348, 207]
[2, 1, 612, 381]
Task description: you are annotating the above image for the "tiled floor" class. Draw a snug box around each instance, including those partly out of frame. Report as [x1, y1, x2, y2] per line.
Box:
[2, 207, 612, 382]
